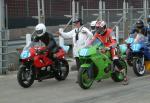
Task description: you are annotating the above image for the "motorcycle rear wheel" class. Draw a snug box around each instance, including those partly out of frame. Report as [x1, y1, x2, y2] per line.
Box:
[54, 59, 69, 81]
[17, 65, 35, 88]
[78, 67, 94, 89]
[133, 58, 145, 76]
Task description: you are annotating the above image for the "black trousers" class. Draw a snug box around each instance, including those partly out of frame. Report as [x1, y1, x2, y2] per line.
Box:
[75, 57, 80, 71]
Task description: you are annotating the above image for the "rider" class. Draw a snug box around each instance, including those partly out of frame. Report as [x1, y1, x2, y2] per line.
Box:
[90, 20, 97, 35]
[129, 19, 147, 38]
[32, 23, 59, 59]
[127, 20, 149, 62]
[92, 20, 128, 85]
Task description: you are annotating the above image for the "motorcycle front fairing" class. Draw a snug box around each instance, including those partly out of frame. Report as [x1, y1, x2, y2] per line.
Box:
[20, 42, 34, 63]
[79, 38, 112, 79]
[126, 34, 147, 55]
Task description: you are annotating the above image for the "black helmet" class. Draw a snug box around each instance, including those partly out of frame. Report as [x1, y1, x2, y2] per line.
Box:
[73, 18, 83, 25]
[136, 19, 144, 29]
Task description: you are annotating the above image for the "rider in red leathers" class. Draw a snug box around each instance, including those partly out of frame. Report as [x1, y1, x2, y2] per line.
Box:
[92, 20, 128, 85]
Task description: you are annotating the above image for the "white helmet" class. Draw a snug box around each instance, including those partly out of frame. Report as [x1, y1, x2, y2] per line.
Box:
[90, 21, 97, 30]
[35, 23, 46, 37]
[95, 20, 107, 35]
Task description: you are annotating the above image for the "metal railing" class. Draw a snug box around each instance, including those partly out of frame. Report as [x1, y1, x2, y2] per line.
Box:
[0, 30, 8, 74]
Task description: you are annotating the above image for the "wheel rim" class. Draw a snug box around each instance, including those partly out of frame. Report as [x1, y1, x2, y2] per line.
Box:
[81, 69, 93, 87]
[21, 68, 32, 84]
[136, 60, 145, 75]
[56, 61, 68, 78]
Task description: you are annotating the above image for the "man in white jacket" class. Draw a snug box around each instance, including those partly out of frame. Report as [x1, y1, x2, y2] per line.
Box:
[58, 18, 93, 71]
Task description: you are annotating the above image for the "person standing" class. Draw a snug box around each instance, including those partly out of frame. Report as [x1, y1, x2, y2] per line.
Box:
[57, 18, 93, 71]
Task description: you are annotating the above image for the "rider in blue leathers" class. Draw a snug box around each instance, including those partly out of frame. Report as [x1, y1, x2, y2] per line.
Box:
[127, 20, 148, 62]
[129, 20, 148, 38]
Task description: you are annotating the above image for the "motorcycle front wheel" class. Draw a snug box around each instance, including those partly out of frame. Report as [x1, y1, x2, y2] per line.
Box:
[17, 65, 35, 88]
[54, 59, 69, 81]
[78, 67, 94, 89]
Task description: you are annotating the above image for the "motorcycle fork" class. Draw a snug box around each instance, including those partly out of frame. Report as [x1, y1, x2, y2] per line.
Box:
[87, 64, 94, 79]
[141, 55, 145, 66]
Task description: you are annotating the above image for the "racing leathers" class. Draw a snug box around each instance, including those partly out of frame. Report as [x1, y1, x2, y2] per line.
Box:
[32, 32, 58, 58]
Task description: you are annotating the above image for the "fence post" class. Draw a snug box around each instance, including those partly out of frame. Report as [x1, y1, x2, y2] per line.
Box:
[41, 0, 45, 24]
[116, 26, 119, 44]
[107, 11, 110, 27]
[129, 6, 133, 27]
[102, 0, 105, 14]
[37, 0, 41, 23]
[81, 5, 84, 22]
[76, 0, 79, 17]
[0, 0, 7, 75]
[72, 0, 75, 22]
[147, 0, 149, 16]
[26, 0, 29, 16]
[143, 0, 147, 19]
[123, 0, 127, 40]
[99, 0, 102, 20]
[37, 0, 45, 24]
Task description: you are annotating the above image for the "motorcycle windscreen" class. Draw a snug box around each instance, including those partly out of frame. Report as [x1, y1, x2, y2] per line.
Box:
[20, 50, 30, 59]
[79, 38, 103, 56]
[92, 38, 103, 47]
[131, 43, 142, 52]
[125, 37, 134, 44]
[79, 48, 89, 56]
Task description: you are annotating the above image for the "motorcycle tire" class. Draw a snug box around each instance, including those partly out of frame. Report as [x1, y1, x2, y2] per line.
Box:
[55, 59, 69, 81]
[17, 65, 35, 88]
[111, 59, 127, 82]
[133, 58, 145, 76]
[78, 67, 94, 89]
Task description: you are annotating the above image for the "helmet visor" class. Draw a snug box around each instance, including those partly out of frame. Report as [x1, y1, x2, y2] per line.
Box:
[136, 23, 143, 28]
[91, 26, 95, 30]
[36, 30, 43, 34]
[96, 27, 105, 34]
